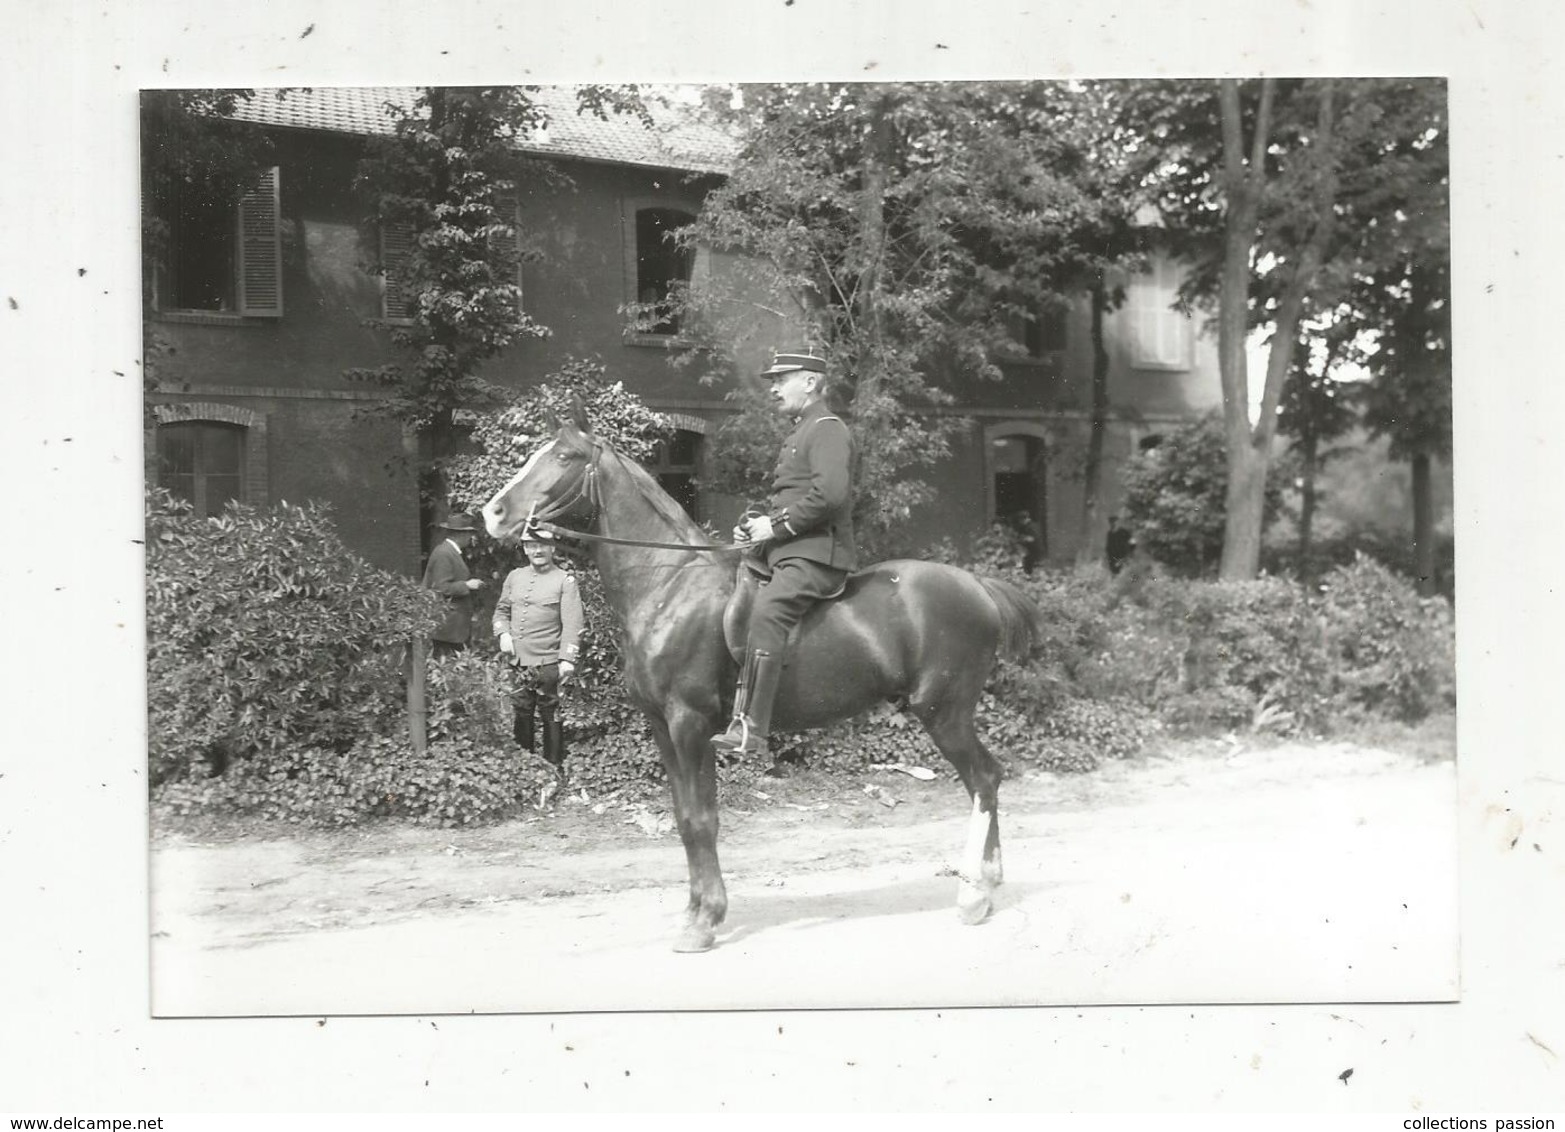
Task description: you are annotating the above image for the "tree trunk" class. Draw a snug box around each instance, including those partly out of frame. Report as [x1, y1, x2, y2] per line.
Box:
[1075, 284, 1111, 569]
[1411, 449, 1436, 596]
[1221, 441, 1270, 578]
[1215, 79, 1269, 580]
[1298, 429, 1318, 585]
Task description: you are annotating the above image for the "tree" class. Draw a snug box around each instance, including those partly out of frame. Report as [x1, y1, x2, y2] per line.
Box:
[1118, 79, 1343, 579]
[1358, 259, 1451, 595]
[347, 85, 650, 537]
[670, 82, 1134, 560]
[1119, 79, 1444, 580]
[1333, 82, 1451, 595]
[442, 357, 674, 514]
[1276, 322, 1360, 582]
[1071, 84, 1144, 569]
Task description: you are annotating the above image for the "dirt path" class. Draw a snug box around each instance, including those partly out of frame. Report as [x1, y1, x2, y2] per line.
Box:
[150, 739, 1459, 1016]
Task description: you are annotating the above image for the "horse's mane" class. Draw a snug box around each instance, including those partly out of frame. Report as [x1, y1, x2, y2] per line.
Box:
[601, 441, 711, 542]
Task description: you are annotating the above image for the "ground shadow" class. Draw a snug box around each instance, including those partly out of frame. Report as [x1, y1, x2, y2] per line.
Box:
[715, 873, 1057, 946]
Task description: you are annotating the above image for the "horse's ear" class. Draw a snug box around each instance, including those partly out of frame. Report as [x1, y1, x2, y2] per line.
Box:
[569, 394, 592, 434]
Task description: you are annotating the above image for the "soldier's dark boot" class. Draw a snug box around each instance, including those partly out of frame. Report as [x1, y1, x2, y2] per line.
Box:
[710, 649, 781, 759]
[541, 720, 566, 768]
[513, 708, 535, 753]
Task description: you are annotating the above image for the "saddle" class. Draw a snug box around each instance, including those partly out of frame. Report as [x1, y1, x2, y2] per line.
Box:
[721, 553, 853, 664]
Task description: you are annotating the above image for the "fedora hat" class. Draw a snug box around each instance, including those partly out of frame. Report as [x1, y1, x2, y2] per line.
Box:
[760, 349, 826, 379]
[437, 512, 480, 532]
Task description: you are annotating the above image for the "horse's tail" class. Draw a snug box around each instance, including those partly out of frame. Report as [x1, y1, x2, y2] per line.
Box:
[976, 575, 1044, 663]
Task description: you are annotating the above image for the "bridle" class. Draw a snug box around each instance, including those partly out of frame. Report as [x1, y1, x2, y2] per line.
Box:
[522, 438, 755, 554]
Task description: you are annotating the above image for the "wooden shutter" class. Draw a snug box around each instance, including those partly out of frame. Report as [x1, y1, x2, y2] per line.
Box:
[380, 220, 415, 323]
[236, 166, 282, 317]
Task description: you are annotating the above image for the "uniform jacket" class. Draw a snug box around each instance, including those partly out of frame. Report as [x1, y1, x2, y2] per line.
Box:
[492, 564, 584, 666]
[765, 400, 858, 571]
[421, 539, 475, 644]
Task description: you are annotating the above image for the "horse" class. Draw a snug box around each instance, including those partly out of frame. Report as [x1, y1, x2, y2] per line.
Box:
[482, 403, 1044, 953]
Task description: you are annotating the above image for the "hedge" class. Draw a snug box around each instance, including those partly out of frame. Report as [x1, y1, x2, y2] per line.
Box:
[148, 489, 1455, 826]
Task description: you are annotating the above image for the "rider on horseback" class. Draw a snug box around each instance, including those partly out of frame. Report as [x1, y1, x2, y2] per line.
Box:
[711, 349, 858, 759]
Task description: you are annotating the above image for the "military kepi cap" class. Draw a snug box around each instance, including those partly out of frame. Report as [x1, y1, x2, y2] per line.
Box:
[521, 523, 556, 543]
[761, 350, 826, 378]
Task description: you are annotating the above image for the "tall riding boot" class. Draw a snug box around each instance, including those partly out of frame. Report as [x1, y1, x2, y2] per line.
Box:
[541, 720, 566, 767]
[513, 708, 535, 753]
[711, 649, 782, 758]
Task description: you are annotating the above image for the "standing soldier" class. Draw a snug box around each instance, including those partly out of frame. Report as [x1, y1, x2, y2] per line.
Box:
[493, 525, 583, 767]
[712, 348, 857, 759]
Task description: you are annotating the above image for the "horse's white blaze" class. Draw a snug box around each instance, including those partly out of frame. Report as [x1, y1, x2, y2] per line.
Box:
[483, 440, 556, 537]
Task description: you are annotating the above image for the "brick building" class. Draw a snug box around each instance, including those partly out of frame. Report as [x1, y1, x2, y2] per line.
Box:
[143, 86, 1220, 575]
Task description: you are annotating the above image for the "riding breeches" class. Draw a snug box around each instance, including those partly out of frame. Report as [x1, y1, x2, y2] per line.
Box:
[510, 662, 561, 722]
[746, 557, 849, 655]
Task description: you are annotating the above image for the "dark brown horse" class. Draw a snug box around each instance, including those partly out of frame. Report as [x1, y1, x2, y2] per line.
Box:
[482, 406, 1043, 952]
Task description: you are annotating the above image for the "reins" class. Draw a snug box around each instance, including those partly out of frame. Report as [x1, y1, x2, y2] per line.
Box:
[532, 520, 753, 554]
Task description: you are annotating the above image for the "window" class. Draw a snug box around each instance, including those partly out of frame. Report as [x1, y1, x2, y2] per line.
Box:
[1125, 256, 1192, 370]
[1008, 305, 1068, 359]
[151, 166, 282, 317]
[157, 421, 246, 516]
[648, 430, 702, 520]
[634, 207, 695, 336]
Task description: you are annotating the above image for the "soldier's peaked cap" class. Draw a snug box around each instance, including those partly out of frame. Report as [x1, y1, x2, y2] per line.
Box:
[761, 350, 826, 378]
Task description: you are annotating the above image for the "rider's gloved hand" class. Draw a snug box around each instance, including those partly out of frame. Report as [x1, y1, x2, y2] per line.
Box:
[743, 514, 774, 543]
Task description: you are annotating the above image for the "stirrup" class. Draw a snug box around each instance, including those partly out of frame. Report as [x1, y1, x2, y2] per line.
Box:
[711, 714, 768, 757]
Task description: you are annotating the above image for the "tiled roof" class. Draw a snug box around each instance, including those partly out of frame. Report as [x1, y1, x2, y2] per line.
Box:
[224, 86, 736, 175]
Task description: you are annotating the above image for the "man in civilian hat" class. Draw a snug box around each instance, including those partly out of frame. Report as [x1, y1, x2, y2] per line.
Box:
[712, 348, 858, 759]
[493, 523, 582, 767]
[421, 512, 486, 656]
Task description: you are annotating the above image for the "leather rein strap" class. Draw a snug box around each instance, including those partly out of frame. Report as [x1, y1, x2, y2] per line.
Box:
[527, 440, 755, 554]
[534, 521, 751, 553]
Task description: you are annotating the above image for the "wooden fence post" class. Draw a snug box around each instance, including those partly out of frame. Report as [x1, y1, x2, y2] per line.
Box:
[407, 635, 428, 755]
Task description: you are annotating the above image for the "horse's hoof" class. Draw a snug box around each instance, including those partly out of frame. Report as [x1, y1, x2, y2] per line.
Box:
[673, 924, 717, 953]
[956, 890, 992, 926]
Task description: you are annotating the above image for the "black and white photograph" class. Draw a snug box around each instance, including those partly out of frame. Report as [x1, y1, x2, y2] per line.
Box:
[141, 79, 1461, 1018]
[5, 0, 1563, 1118]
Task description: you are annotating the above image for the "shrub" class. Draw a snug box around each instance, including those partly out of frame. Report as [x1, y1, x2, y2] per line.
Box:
[1134, 574, 1334, 732]
[425, 649, 515, 746]
[964, 558, 1451, 738]
[1121, 414, 1285, 576]
[145, 489, 443, 785]
[1036, 696, 1162, 759]
[1317, 553, 1456, 721]
[152, 735, 554, 828]
[1263, 527, 1455, 599]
